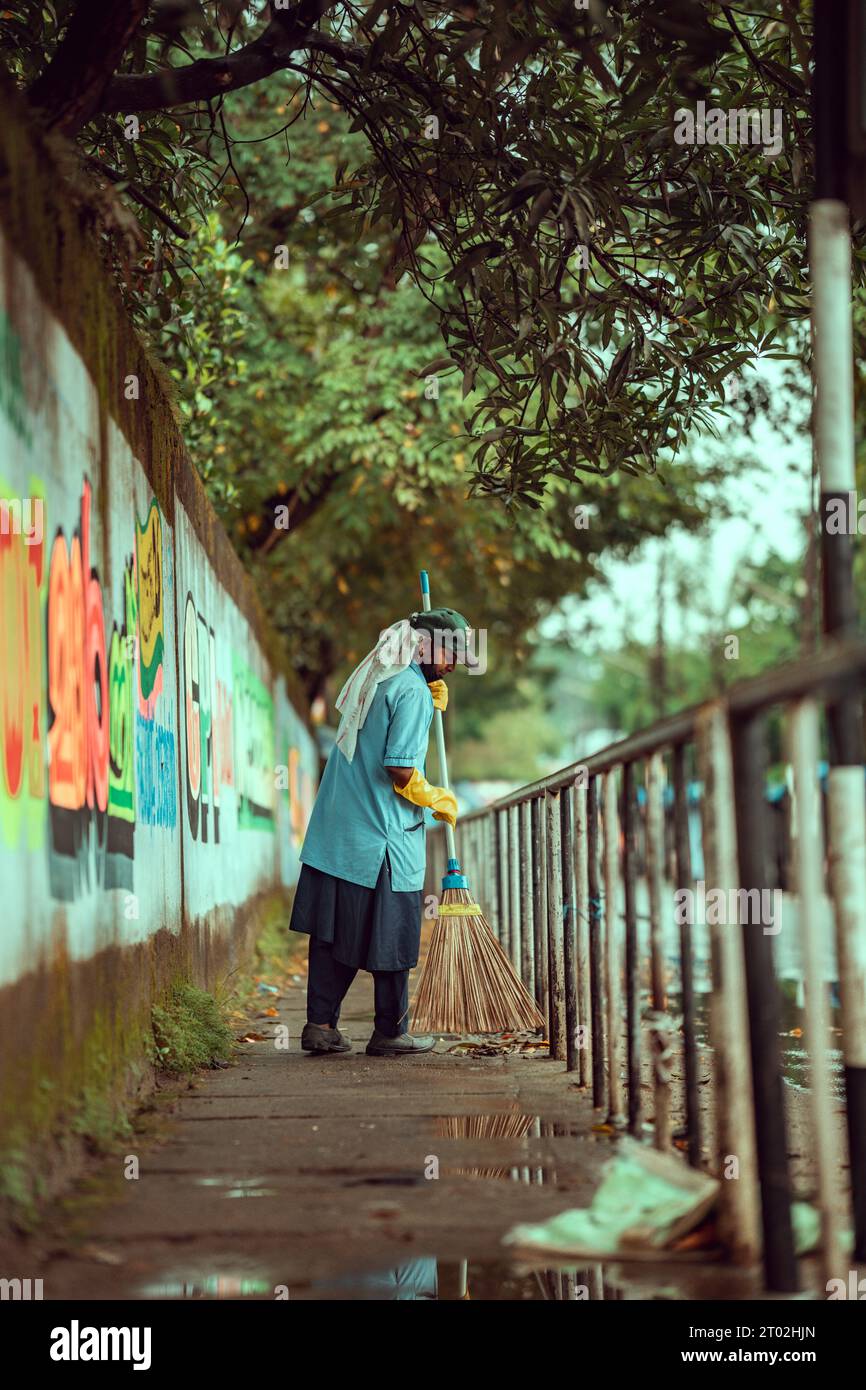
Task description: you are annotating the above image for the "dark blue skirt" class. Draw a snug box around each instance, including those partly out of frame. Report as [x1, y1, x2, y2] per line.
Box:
[289, 856, 422, 972]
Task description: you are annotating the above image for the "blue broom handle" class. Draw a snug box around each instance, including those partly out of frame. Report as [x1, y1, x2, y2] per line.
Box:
[419, 570, 458, 861]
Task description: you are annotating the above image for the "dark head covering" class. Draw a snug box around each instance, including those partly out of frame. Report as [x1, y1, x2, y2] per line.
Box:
[409, 606, 478, 671]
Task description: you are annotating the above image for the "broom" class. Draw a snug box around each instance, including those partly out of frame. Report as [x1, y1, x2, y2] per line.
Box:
[410, 569, 545, 1035]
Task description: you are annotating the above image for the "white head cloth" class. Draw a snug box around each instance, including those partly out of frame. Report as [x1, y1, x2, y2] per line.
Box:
[334, 619, 421, 764]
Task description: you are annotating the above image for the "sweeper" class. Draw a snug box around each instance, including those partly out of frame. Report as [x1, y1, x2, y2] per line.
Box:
[290, 604, 473, 1057]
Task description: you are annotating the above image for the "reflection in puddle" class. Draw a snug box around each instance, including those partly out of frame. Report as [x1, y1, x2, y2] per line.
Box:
[433, 1111, 536, 1179]
[139, 1273, 274, 1299]
[430, 1113, 591, 1181]
[138, 1258, 618, 1301]
[193, 1176, 278, 1198]
[689, 991, 846, 1100]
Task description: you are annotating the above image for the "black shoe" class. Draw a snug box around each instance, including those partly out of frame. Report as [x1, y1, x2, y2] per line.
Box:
[302, 1023, 352, 1054]
[365, 1030, 436, 1057]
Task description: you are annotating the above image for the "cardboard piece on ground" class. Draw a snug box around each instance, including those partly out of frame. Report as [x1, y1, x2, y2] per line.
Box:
[502, 1137, 720, 1259]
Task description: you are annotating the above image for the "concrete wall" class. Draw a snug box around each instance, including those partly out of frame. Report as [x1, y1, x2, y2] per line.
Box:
[0, 80, 316, 1194]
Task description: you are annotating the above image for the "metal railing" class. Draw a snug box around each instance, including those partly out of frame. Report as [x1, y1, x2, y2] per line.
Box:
[426, 637, 866, 1293]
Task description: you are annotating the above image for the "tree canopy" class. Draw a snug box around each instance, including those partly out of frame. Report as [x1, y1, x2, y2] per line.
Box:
[1, 1, 826, 715]
[6, 2, 820, 497]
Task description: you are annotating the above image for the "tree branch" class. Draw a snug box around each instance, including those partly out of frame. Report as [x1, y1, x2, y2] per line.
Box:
[28, 0, 150, 135]
[99, 3, 334, 117]
[86, 157, 190, 238]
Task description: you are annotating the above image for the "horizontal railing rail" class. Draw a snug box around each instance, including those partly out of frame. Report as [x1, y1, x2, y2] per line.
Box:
[455, 636, 866, 822]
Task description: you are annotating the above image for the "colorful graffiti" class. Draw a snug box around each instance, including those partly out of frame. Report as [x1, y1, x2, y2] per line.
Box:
[135, 500, 164, 709]
[107, 560, 136, 842]
[2, 472, 309, 894]
[45, 477, 136, 896]
[0, 477, 46, 848]
[47, 477, 106, 816]
[135, 718, 176, 830]
[233, 655, 276, 832]
[183, 592, 233, 842]
[287, 744, 314, 849]
[134, 500, 177, 831]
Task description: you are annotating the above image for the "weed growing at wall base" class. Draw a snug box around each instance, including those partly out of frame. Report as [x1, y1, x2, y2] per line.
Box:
[150, 984, 234, 1073]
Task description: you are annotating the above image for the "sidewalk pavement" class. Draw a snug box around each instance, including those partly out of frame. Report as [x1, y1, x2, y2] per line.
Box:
[10, 964, 767, 1300]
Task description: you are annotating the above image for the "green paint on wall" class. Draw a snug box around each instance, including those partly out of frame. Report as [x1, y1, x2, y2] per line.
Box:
[232, 654, 276, 832]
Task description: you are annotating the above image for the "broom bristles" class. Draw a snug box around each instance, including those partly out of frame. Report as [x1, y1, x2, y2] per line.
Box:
[411, 886, 545, 1034]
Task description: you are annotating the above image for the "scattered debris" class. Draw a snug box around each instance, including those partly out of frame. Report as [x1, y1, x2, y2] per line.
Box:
[80, 1244, 124, 1266]
[446, 1032, 547, 1057]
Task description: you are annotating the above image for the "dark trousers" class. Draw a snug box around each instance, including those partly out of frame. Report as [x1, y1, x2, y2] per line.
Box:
[306, 937, 409, 1037]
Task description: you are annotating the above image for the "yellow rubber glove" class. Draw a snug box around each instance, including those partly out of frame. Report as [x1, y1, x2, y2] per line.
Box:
[427, 679, 448, 712]
[393, 767, 458, 828]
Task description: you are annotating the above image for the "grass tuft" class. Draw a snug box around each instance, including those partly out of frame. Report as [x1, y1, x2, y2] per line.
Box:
[150, 984, 235, 1074]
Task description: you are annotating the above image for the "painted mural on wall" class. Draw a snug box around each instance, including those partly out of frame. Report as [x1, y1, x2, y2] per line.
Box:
[0, 474, 45, 853]
[181, 588, 247, 847]
[233, 654, 276, 833]
[0, 472, 178, 902]
[0, 227, 317, 992]
[46, 476, 126, 897]
[135, 500, 177, 832]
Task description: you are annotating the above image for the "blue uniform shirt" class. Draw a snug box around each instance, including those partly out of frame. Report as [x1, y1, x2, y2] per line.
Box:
[300, 662, 434, 891]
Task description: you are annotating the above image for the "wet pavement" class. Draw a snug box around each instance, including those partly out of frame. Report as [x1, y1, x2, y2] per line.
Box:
[2, 958, 841, 1302]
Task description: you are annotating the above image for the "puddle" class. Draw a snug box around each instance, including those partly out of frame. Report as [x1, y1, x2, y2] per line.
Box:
[193, 1176, 279, 1198]
[342, 1175, 426, 1188]
[301, 1257, 613, 1300]
[138, 1256, 622, 1301]
[139, 1273, 274, 1299]
[430, 1115, 587, 1138]
[687, 993, 846, 1100]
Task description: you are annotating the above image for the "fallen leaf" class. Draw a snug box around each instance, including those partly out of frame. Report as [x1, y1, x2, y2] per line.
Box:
[672, 1218, 719, 1252]
[80, 1244, 124, 1266]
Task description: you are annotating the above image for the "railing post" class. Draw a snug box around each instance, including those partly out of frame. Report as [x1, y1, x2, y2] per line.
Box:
[483, 812, 496, 933]
[519, 799, 535, 996]
[672, 743, 702, 1169]
[574, 778, 591, 1088]
[602, 770, 625, 1125]
[826, 756, 866, 1260]
[560, 785, 580, 1072]
[730, 706, 797, 1293]
[588, 776, 606, 1109]
[508, 802, 521, 976]
[811, 194, 866, 1262]
[695, 703, 761, 1266]
[531, 796, 549, 1032]
[622, 762, 641, 1136]
[496, 807, 509, 954]
[546, 789, 566, 1060]
[646, 750, 672, 1151]
[789, 699, 845, 1285]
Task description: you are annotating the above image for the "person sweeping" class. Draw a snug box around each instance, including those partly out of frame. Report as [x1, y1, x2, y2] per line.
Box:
[291, 604, 473, 1057]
